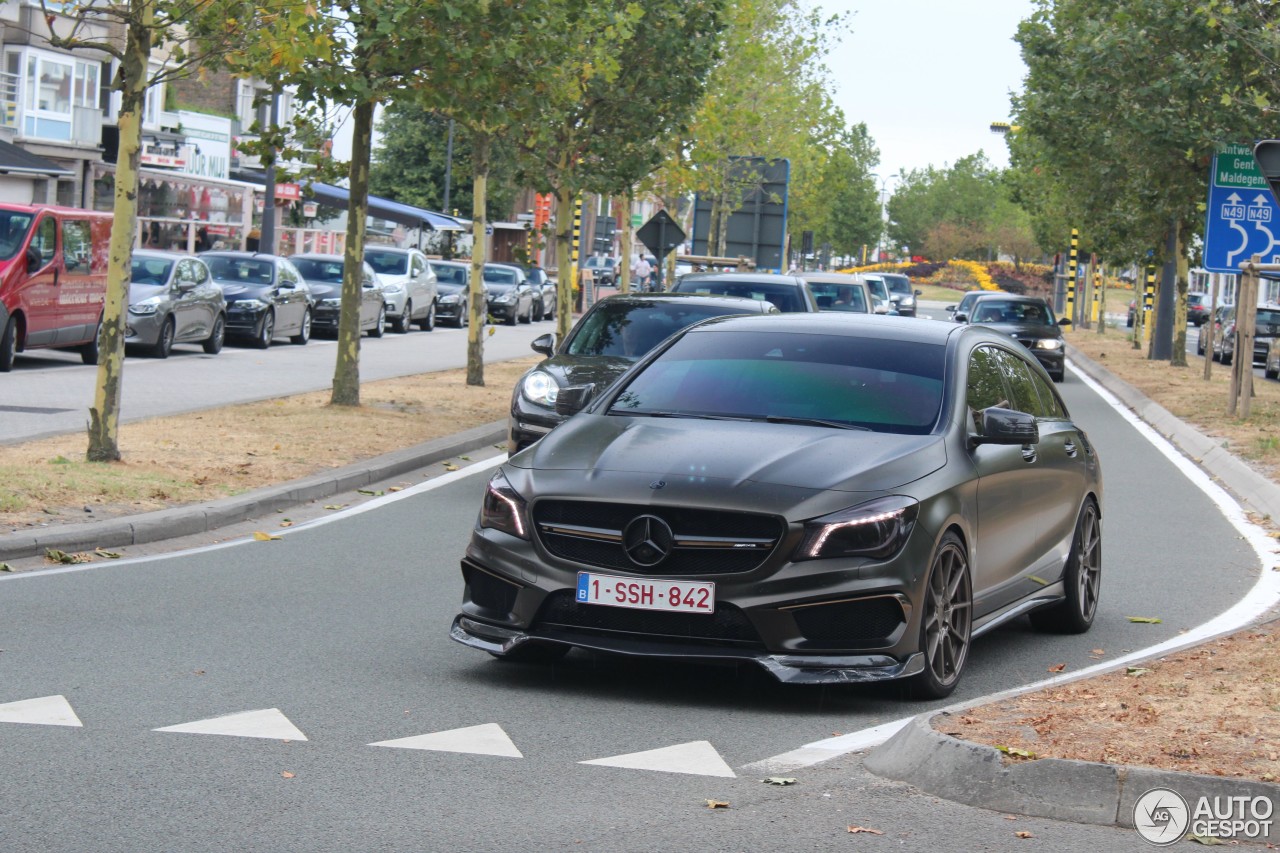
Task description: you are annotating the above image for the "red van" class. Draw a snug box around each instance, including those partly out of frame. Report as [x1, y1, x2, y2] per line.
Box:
[0, 203, 113, 372]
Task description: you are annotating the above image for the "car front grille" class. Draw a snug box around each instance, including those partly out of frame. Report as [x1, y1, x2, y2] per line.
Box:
[533, 499, 783, 576]
[790, 596, 906, 647]
[534, 590, 763, 646]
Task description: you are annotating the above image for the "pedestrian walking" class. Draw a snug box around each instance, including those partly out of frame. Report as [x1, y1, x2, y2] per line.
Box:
[634, 255, 652, 292]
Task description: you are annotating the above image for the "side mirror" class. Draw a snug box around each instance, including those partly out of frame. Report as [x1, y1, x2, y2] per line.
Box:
[914, 289, 923, 296]
[277, 280, 295, 290]
[175, 279, 198, 293]
[954, 312, 968, 323]
[531, 332, 555, 357]
[945, 304, 957, 313]
[26, 247, 42, 273]
[1058, 317, 1072, 326]
[970, 406, 1039, 448]
[555, 384, 595, 417]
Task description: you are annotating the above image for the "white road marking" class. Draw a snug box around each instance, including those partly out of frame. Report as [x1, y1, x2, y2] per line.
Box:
[369, 723, 522, 758]
[746, 359, 1280, 774]
[581, 740, 737, 778]
[153, 707, 308, 741]
[0, 695, 83, 727]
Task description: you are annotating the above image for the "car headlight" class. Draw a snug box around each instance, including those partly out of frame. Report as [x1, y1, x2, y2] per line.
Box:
[794, 496, 918, 561]
[480, 470, 530, 539]
[382, 282, 405, 294]
[1035, 339, 1064, 350]
[321, 297, 341, 308]
[234, 298, 267, 311]
[439, 293, 460, 305]
[521, 370, 559, 407]
[493, 292, 515, 304]
[128, 296, 163, 315]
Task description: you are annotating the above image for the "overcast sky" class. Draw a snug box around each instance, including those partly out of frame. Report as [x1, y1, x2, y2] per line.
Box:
[823, 0, 1034, 187]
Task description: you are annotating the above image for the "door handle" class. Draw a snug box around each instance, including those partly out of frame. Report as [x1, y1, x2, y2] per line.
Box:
[1064, 440, 1078, 457]
[1021, 446, 1037, 463]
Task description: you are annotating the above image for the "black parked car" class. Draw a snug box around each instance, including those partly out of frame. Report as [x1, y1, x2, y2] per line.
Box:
[962, 294, 1070, 382]
[429, 259, 483, 327]
[288, 253, 386, 337]
[670, 272, 820, 313]
[485, 263, 538, 325]
[508, 292, 780, 454]
[200, 252, 315, 348]
[453, 313, 1103, 698]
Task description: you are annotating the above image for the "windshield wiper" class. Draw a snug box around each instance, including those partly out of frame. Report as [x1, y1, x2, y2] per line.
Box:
[609, 409, 747, 421]
[763, 415, 871, 431]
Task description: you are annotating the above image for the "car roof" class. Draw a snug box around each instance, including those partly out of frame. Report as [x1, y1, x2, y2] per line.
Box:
[679, 272, 805, 286]
[682, 311, 964, 344]
[290, 253, 356, 262]
[364, 246, 414, 254]
[199, 251, 281, 261]
[133, 249, 192, 262]
[970, 293, 1048, 305]
[797, 272, 867, 285]
[595, 292, 776, 310]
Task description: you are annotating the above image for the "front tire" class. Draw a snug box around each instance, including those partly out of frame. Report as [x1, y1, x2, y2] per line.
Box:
[151, 316, 175, 359]
[80, 317, 102, 365]
[0, 315, 17, 372]
[291, 309, 312, 345]
[905, 532, 972, 700]
[419, 300, 435, 331]
[254, 311, 275, 349]
[394, 300, 413, 334]
[1030, 499, 1101, 634]
[369, 305, 386, 338]
[519, 301, 533, 324]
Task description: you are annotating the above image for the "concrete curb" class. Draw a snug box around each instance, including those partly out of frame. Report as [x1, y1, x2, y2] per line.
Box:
[865, 712, 1280, 841]
[0, 420, 506, 561]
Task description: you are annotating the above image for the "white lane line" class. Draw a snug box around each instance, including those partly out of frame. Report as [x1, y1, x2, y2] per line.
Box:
[581, 740, 737, 778]
[0, 454, 505, 579]
[154, 707, 308, 740]
[370, 723, 523, 758]
[0, 694, 84, 727]
[746, 359, 1280, 774]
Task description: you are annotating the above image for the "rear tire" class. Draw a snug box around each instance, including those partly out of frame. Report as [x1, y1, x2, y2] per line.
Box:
[394, 301, 413, 334]
[291, 309, 312, 345]
[369, 305, 386, 338]
[151, 316, 175, 359]
[203, 314, 225, 354]
[0, 315, 17, 372]
[80, 318, 102, 364]
[419, 300, 435, 331]
[1030, 499, 1101, 634]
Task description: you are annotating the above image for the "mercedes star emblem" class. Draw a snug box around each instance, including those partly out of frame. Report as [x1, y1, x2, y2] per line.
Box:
[622, 514, 674, 567]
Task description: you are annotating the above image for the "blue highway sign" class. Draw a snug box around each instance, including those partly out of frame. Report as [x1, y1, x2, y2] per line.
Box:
[1204, 143, 1280, 273]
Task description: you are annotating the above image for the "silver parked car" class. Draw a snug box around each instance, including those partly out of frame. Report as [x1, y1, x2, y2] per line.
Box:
[364, 246, 438, 333]
[289, 253, 387, 338]
[125, 250, 226, 358]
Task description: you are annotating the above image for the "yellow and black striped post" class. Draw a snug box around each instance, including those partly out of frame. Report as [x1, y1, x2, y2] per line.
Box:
[571, 198, 583, 307]
[1065, 228, 1078, 323]
[1143, 265, 1156, 346]
[861, 244, 868, 266]
[1091, 268, 1101, 324]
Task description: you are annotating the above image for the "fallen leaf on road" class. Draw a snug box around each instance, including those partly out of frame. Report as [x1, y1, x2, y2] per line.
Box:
[443, 463, 459, 472]
[0, 563, 13, 572]
[996, 746, 1037, 760]
[252, 531, 281, 541]
[1091, 649, 1105, 655]
[44, 549, 91, 564]
[761, 777, 797, 786]
[847, 826, 883, 835]
[705, 800, 729, 809]
[94, 547, 122, 559]
[278, 521, 294, 528]
[357, 489, 384, 496]
[1268, 531, 1280, 538]
[1015, 831, 1033, 839]
[1188, 835, 1226, 845]
[323, 504, 347, 510]
[281, 771, 295, 779]
[1004, 815, 1018, 821]
[487, 326, 496, 337]
[1047, 663, 1066, 672]
[388, 486, 403, 492]
[1127, 616, 1163, 623]
[460, 456, 471, 461]
[1126, 666, 1151, 676]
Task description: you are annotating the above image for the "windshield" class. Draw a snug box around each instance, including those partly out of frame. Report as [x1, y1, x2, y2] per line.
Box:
[567, 302, 753, 359]
[808, 283, 868, 312]
[366, 250, 408, 276]
[971, 300, 1056, 326]
[674, 279, 806, 312]
[484, 266, 519, 286]
[204, 256, 275, 285]
[1257, 310, 1280, 329]
[290, 258, 344, 283]
[0, 211, 35, 261]
[609, 331, 944, 434]
[432, 263, 468, 286]
[130, 256, 174, 285]
[882, 274, 913, 295]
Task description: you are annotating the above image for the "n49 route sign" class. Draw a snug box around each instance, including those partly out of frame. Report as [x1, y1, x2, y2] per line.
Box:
[1204, 142, 1280, 274]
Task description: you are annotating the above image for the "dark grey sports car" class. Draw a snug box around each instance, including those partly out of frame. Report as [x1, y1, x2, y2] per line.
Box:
[453, 314, 1103, 697]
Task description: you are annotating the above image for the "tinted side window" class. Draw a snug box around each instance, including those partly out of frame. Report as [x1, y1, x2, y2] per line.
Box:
[32, 217, 57, 267]
[966, 346, 1008, 433]
[62, 220, 91, 272]
[1029, 369, 1067, 419]
[192, 259, 210, 284]
[175, 259, 193, 285]
[991, 348, 1045, 417]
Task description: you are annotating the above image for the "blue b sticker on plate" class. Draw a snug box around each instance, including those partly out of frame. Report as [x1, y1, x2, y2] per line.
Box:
[576, 573, 590, 601]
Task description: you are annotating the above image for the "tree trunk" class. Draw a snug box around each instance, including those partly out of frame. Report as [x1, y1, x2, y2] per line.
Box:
[554, 186, 576, 347]
[619, 191, 633, 294]
[1171, 222, 1188, 367]
[466, 132, 489, 387]
[714, 191, 730, 257]
[331, 99, 373, 406]
[87, 0, 152, 462]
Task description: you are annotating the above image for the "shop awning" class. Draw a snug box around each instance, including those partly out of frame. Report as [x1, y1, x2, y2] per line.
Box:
[306, 182, 469, 232]
[0, 140, 74, 177]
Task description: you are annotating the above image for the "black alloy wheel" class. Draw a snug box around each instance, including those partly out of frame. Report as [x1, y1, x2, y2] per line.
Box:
[291, 309, 312, 345]
[0, 315, 17, 372]
[394, 300, 413, 334]
[907, 532, 972, 699]
[255, 311, 275, 349]
[1031, 499, 1101, 634]
[203, 314, 225, 354]
[151, 316, 175, 359]
[369, 305, 386, 338]
[80, 317, 102, 364]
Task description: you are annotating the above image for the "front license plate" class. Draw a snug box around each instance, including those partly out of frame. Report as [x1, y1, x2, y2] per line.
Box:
[576, 572, 715, 614]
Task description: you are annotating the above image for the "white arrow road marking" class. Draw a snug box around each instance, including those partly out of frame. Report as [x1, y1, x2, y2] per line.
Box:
[153, 708, 308, 741]
[580, 740, 736, 778]
[0, 695, 83, 727]
[369, 723, 522, 758]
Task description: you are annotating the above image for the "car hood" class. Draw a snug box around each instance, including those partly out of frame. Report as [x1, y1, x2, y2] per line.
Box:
[534, 354, 635, 392]
[981, 322, 1062, 340]
[486, 283, 517, 295]
[215, 281, 270, 300]
[511, 413, 946, 493]
[128, 283, 168, 304]
[305, 282, 341, 300]
[379, 274, 409, 287]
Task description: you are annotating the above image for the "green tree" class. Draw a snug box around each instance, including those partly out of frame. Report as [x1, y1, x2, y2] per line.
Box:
[805, 123, 882, 259]
[886, 153, 1013, 260]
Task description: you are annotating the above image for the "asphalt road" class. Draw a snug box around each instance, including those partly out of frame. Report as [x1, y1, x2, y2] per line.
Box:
[0, 317, 548, 444]
[0, 339, 1259, 851]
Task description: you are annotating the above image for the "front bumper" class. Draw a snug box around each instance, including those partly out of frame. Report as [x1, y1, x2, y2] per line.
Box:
[226, 305, 269, 335]
[437, 300, 465, 323]
[488, 301, 519, 321]
[313, 304, 341, 331]
[124, 312, 165, 346]
[508, 394, 562, 453]
[1029, 348, 1065, 375]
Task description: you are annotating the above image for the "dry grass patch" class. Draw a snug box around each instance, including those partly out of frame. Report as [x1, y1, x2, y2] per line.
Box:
[0, 357, 539, 532]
